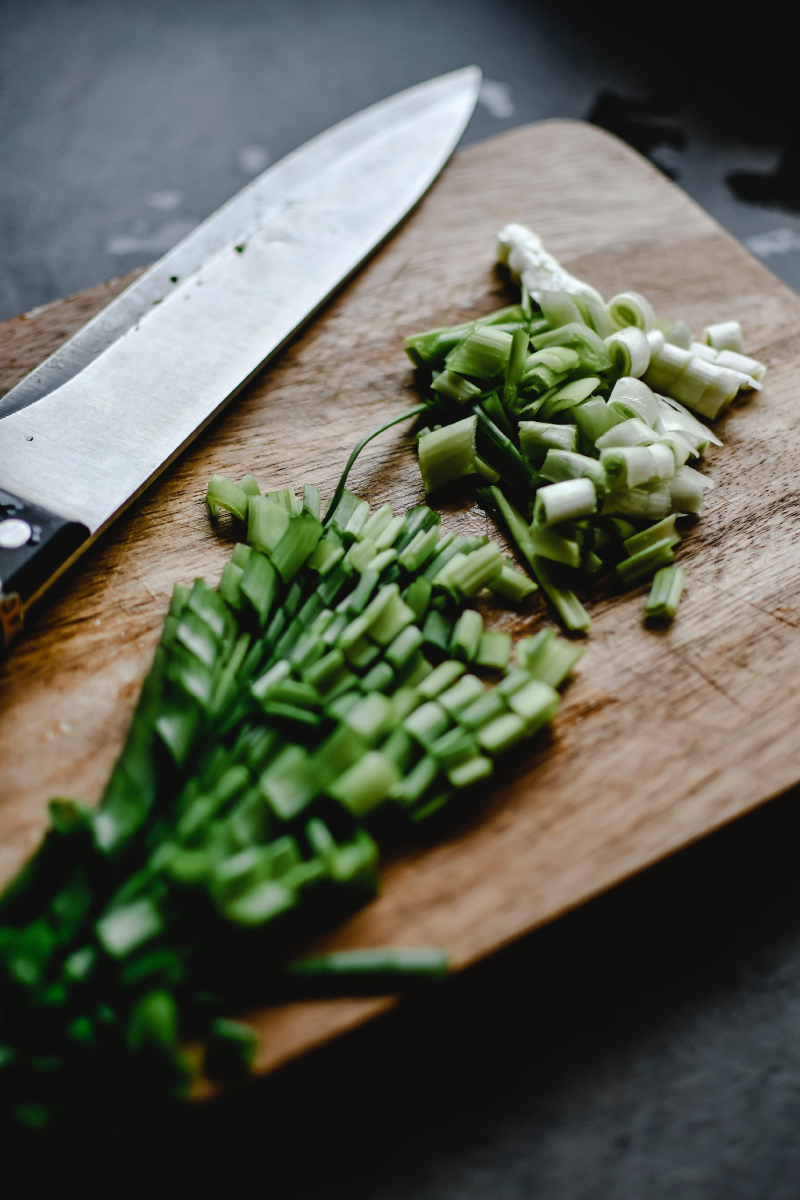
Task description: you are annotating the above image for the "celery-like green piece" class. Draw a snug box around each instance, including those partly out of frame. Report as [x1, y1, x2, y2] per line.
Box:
[475, 629, 511, 671]
[431, 370, 482, 404]
[623, 514, 681, 557]
[206, 475, 249, 520]
[489, 561, 537, 603]
[645, 565, 685, 620]
[248, 495, 289, 554]
[615, 537, 675, 586]
[446, 325, 513, 378]
[418, 416, 477, 492]
[451, 609, 483, 662]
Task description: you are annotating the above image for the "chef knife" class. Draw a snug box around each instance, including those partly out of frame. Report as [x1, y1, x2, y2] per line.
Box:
[0, 66, 481, 648]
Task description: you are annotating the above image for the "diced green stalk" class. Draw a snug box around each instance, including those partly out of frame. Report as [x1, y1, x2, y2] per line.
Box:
[507, 680, 560, 731]
[530, 322, 611, 372]
[328, 751, 400, 815]
[218, 561, 244, 610]
[573, 397, 622, 443]
[438, 673, 485, 716]
[97, 898, 163, 958]
[281, 948, 450, 990]
[534, 478, 597, 527]
[437, 542, 503, 598]
[404, 577, 432, 618]
[532, 555, 591, 633]
[240, 552, 277, 627]
[422, 609, 454, 652]
[386, 625, 424, 670]
[608, 290, 655, 331]
[418, 660, 466, 699]
[451, 609, 483, 662]
[602, 483, 672, 521]
[475, 455, 500, 483]
[704, 321, 744, 353]
[430, 726, 478, 769]
[374, 516, 406, 551]
[398, 526, 440, 572]
[360, 502, 394, 543]
[270, 515, 323, 582]
[248, 495, 289, 553]
[668, 466, 706, 514]
[516, 629, 583, 688]
[309, 538, 344, 576]
[595, 418, 657, 450]
[476, 712, 528, 755]
[459, 690, 507, 731]
[645, 565, 685, 619]
[528, 525, 581, 568]
[539, 450, 605, 488]
[607, 376, 658, 425]
[431, 370, 482, 403]
[503, 327, 530, 407]
[616, 537, 676, 586]
[475, 629, 511, 670]
[489, 562, 537, 603]
[605, 327, 650, 378]
[448, 756, 493, 788]
[519, 420, 578, 463]
[239, 474, 261, 498]
[623, 514, 680, 557]
[473, 406, 534, 493]
[418, 416, 477, 492]
[539, 376, 601, 419]
[404, 701, 450, 747]
[206, 475, 250, 521]
[601, 445, 669, 490]
[446, 324, 513, 378]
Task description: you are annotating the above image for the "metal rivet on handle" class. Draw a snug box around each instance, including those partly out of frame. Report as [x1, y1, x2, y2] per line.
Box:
[0, 518, 33, 549]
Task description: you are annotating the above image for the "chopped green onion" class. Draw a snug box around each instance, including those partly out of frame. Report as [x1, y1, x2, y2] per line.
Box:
[446, 324, 513, 378]
[615, 537, 675, 586]
[645, 565, 685, 620]
[534, 478, 597, 527]
[418, 416, 477, 492]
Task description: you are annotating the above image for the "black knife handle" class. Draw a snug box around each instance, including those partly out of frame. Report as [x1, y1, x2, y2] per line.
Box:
[0, 488, 90, 650]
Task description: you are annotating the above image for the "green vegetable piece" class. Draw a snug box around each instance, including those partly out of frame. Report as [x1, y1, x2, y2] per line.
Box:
[261, 746, 319, 820]
[418, 659, 466, 699]
[391, 754, 440, 805]
[218, 561, 245, 610]
[328, 752, 401, 815]
[344, 693, 394, 746]
[248, 495, 289, 554]
[615, 537, 675, 586]
[418, 416, 478, 492]
[240, 551, 277, 626]
[516, 628, 583, 688]
[459, 689, 507, 731]
[475, 629, 511, 671]
[623, 514, 681, 557]
[645, 565, 685, 620]
[97, 897, 164, 958]
[446, 324, 513, 378]
[448, 756, 493, 788]
[385, 625, 424, 670]
[451, 609, 483, 662]
[281, 948, 450, 994]
[476, 712, 528, 755]
[507, 680, 560, 730]
[404, 700, 450, 747]
[271, 514, 323, 582]
[206, 474, 249, 520]
[438, 674, 485, 716]
[222, 881, 296, 926]
[489, 562, 537, 604]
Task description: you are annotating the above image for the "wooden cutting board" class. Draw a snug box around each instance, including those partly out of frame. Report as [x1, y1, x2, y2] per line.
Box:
[3, 120, 800, 1086]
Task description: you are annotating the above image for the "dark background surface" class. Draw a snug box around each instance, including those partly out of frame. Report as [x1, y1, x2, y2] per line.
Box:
[4, 1, 800, 1194]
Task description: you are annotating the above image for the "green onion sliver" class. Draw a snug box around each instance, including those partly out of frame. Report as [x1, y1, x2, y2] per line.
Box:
[534, 478, 597, 527]
[645, 566, 685, 620]
[418, 416, 478, 493]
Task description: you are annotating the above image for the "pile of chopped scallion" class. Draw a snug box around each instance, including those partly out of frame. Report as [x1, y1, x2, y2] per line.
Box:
[0, 473, 580, 1134]
[404, 223, 766, 631]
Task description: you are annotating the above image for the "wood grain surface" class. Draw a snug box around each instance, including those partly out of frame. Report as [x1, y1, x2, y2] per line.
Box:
[2, 120, 800, 1085]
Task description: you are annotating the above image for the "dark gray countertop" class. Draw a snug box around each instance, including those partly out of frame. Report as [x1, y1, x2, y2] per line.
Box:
[3, 2, 800, 1192]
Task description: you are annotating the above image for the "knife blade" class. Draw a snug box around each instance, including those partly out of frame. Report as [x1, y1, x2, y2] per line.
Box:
[0, 67, 480, 647]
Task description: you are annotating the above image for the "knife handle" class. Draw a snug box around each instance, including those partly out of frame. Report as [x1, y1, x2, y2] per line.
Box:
[0, 488, 90, 649]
